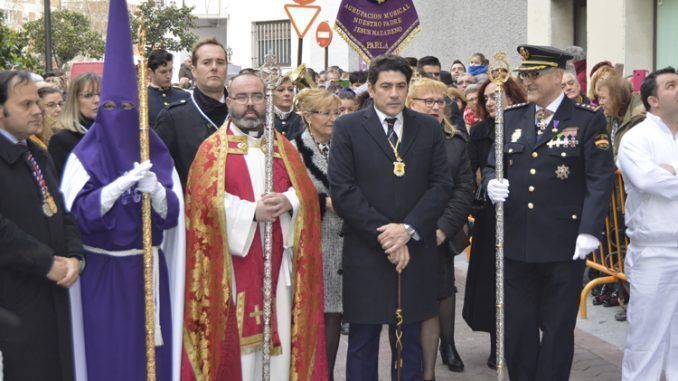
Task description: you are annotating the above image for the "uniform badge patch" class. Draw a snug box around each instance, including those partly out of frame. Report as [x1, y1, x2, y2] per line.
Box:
[555, 165, 570, 180]
[595, 133, 610, 150]
[511, 129, 522, 142]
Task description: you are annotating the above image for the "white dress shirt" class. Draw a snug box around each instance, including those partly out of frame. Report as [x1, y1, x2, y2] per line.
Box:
[535, 91, 565, 125]
[617, 112, 678, 247]
[373, 106, 404, 140]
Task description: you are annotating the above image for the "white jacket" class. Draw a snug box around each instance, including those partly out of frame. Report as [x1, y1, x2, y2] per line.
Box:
[617, 112, 678, 247]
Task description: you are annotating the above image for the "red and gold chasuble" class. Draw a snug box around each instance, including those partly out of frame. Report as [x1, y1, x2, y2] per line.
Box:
[182, 121, 327, 381]
[225, 128, 288, 353]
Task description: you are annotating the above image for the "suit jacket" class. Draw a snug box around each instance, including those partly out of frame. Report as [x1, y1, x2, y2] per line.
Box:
[154, 98, 219, 189]
[0, 136, 83, 380]
[328, 106, 453, 323]
[483, 95, 615, 263]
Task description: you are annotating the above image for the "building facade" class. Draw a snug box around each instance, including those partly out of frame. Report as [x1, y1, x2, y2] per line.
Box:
[179, 0, 675, 79]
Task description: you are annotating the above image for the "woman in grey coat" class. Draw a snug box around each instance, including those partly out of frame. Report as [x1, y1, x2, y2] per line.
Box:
[292, 88, 344, 380]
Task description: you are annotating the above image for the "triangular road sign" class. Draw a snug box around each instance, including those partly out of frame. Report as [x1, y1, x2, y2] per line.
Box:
[284, 4, 321, 39]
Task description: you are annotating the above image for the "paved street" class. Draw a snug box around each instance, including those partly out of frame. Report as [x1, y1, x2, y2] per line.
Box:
[333, 256, 627, 381]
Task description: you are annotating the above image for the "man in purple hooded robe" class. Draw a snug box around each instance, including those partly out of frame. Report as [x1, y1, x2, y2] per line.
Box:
[59, 0, 186, 379]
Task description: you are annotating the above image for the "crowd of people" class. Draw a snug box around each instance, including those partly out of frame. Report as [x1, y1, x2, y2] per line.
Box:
[1, 15, 678, 381]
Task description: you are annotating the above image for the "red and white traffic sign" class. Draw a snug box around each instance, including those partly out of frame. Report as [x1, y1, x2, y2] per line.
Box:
[284, 3, 321, 39]
[316, 21, 333, 48]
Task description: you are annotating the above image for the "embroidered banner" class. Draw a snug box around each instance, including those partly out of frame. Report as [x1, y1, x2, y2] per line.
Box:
[334, 0, 420, 64]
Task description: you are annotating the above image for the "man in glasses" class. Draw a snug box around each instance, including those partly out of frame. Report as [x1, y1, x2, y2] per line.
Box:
[182, 72, 326, 380]
[485, 45, 615, 381]
[155, 38, 229, 189]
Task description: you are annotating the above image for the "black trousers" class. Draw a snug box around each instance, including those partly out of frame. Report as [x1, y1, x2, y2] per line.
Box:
[504, 258, 586, 381]
[346, 322, 422, 381]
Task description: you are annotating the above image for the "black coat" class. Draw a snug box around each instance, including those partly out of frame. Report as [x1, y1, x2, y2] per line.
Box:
[328, 107, 453, 324]
[274, 111, 305, 140]
[48, 129, 84, 181]
[147, 85, 190, 127]
[154, 97, 220, 189]
[0, 137, 84, 381]
[483, 96, 615, 263]
[437, 132, 474, 254]
[463, 119, 498, 332]
[468, 118, 494, 175]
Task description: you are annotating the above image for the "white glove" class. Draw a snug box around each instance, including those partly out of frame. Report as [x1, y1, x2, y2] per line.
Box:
[487, 178, 510, 204]
[572, 233, 600, 260]
[138, 170, 168, 219]
[100, 161, 152, 215]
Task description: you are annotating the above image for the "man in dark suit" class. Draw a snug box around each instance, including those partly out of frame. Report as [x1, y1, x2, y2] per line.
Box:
[485, 45, 615, 381]
[0, 70, 85, 380]
[328, 55, 453, 380]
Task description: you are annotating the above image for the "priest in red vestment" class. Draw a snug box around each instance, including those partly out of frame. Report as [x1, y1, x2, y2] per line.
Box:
[181, 73, 327, 381]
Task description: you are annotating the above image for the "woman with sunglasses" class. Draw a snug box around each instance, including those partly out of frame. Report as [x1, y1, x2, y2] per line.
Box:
[406, 77, 474, 379]
[49, 73, 101, 180]
[463, 76, 525, 369]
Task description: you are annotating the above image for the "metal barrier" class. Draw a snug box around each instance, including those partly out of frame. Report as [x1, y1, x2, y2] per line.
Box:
[579, 170, 628, 319]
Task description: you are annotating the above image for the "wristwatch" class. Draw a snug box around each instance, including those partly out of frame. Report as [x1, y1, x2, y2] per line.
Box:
[403, 223, 420, 241]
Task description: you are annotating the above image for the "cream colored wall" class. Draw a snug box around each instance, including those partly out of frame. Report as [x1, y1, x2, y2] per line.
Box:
[587, 0, 653, 76]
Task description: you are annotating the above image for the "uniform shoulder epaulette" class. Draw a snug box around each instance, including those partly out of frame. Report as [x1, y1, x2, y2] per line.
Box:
[166, 98, 189, 109]
[505, 102, 528, 110]
[574, 102, 600, 112]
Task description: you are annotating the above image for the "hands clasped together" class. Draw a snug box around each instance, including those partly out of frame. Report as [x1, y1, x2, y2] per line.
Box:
[254, 193, 293, 223]
[377, 223, 410, 272]
[46, 256, 81, 288]
[100, 160, 168, 217]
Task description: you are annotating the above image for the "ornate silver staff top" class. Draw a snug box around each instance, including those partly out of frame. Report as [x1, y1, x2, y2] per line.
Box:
[258, 52, 282, 381]
[488, 51, 510, 381]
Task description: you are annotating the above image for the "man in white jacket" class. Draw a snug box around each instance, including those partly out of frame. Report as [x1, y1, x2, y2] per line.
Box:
[617, 66, 678, 381]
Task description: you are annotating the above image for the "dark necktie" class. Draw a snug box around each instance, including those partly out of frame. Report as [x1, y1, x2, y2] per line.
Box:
[385, 117, 398, 146]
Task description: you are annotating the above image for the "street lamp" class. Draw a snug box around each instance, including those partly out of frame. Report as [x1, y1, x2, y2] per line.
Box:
[44, 0, 53, 72]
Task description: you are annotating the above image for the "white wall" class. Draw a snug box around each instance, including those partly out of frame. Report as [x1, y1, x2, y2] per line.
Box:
[222, 0, 352, 73]
[587, 0, 653, 77]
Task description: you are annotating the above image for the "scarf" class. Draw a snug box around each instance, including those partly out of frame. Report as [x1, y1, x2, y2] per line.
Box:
[468, 65, 488, 76]
[193, 86, 229, 127]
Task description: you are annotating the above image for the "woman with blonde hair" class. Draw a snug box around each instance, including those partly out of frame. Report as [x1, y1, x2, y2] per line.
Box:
[49, 72, 101, 179]
[588, 64, 616, 106]
[292, 87, 344, 380]
[406, 78, 474, 379]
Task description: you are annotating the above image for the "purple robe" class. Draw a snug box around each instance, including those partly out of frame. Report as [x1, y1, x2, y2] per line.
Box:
[63, 0, 184, 378]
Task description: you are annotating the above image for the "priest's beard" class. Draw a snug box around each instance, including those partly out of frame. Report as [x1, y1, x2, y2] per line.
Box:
[232, 106, 264, 133]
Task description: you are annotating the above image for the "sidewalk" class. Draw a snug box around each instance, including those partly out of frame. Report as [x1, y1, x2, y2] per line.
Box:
[332, 256, 627, 380]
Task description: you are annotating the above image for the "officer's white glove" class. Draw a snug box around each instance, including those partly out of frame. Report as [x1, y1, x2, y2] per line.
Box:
[100, 160, 152, 216]
[137, 169, 168, 219]
[487, 179, 510, 204]
[572, 233, 600, 260]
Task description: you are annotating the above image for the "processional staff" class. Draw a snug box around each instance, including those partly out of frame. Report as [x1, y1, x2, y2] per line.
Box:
[488, 52, 510, 381]
[135, 16, 157, 381]
[259, 53, 282, 381]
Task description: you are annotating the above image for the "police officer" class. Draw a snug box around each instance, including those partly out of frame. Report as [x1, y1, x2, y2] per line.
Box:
[484, 45, 615, 381]
[146, 49, 189, 127]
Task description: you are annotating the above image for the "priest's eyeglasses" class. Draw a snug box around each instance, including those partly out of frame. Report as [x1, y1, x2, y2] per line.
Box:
[231, 93, 265, 105]
[413, 98, 446, 107]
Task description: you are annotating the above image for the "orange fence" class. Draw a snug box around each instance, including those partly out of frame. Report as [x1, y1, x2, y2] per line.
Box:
[579, 170, 628, 319]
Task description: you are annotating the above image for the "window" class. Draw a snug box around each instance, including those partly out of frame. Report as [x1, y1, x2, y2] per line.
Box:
[252, 20, 291, 68]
